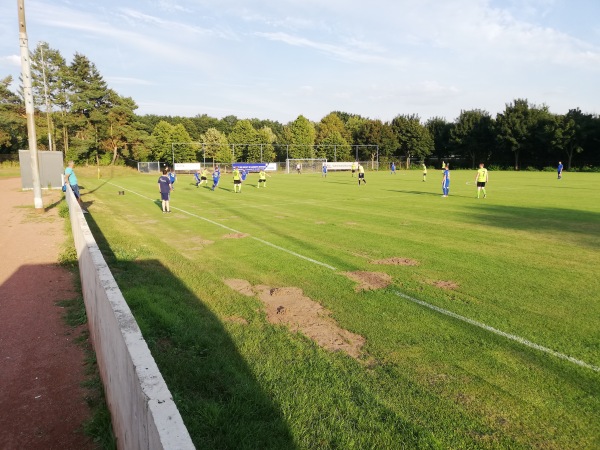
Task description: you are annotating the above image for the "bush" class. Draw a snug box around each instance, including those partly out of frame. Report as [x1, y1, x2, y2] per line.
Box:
[542, 166, 556, 172]
[524, 166, 538, 171]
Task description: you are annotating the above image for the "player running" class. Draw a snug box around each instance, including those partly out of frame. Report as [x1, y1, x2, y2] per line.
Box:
[475, 163, 488, 198]
[233, 167, 242, 193]
[199, 167, 209, 186]
[441, 164, 450, 197]
[422, 163, 427, 182]
[193, 170, 201, 187]
[257, 168, 268, 188]
[211, 166, 221, 191]
[358, 164, 366, 185]
[557, 161, 563, 179]
[240, 168, 248, 184]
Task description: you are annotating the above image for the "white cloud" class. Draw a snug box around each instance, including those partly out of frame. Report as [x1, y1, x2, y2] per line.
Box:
[106, 76, 156, 86]
[0, 55, 21, 67]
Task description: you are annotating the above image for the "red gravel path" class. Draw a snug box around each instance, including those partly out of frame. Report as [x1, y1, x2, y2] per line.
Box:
[0, 178, 94, 449]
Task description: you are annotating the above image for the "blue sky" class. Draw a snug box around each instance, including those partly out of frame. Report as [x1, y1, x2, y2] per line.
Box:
[1, 0, 599, 123]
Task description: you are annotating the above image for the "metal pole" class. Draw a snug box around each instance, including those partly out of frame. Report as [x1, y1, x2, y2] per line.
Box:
[202, 143, 205, 166]
[334, 145, 337, 162]
[40, 44, 53, 152]
[260, 144, 263, 163]
[18, 0, 43, 211]
[171, 143, 174, 167]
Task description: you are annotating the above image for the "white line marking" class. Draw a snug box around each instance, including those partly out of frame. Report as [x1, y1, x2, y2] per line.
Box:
[106, 182, 599, 373]
[107, 182, 337, 271]
[393, 290, 600, 373]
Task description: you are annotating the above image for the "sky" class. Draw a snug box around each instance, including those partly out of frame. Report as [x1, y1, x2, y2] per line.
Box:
[1, 0, 599, 124]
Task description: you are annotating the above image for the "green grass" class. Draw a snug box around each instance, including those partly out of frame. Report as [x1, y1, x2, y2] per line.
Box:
[77, 167, 600, 449]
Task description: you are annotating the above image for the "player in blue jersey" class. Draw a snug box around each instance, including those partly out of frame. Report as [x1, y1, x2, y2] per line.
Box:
[240, 168, 248, 184]
[168, 169, 176, 190]
[441, 164, 450, 197]
[211, 166, 221, 191]
[322, 163, 327, 177]
[557, 161, 563, 179]
[390, 162, 396, 175]
[158, 169, 173, 213]
[193, 170, 201, 187]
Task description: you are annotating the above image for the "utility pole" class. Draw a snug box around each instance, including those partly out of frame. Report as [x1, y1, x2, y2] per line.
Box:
[17, 0, 43, 211]
[40, 43, 53, 151]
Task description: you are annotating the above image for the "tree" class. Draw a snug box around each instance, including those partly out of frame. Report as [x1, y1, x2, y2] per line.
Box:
[256, 126, 277, 162]
[354, 119, 397, 162]
[30, 42, 68, 151]
[228, 119, 259, 162]
[0, 76, 26, 153]
[201, 127, 230, 163]
[151, 121, 175, 161]
[316, 113, 351, 161]
[450, 110, 495, 168]
[391, 114, 433, 167]
[546, 108, 593, 169]
[99, 90, 151, 165]
[170, 123, 195, 162]
[425, 117, 453, 162]
[286, 115, 316, 158]
[495, 99, 550, 170]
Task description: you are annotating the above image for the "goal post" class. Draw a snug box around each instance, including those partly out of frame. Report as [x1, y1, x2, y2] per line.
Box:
[286, 158, 327, 174]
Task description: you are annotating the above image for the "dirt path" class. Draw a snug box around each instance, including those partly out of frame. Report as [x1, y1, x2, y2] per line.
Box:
[0, 178, 94, 449]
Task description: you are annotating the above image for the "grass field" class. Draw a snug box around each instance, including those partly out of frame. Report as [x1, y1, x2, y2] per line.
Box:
[73, 167, 599, 448]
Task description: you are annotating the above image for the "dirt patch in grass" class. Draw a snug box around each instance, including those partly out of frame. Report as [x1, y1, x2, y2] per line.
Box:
[222, 233, 249, 239]
[428, 280, 459, 290]
[343, 271, 392, 291]
[345, 221, 358, 225]
[315, 221, 326, 225]
[225, 279, 364, 359]
[224, 279, 255, 296]
[371, 257, 419, 266]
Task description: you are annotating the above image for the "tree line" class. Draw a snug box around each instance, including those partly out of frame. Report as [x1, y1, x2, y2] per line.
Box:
[1, 42, 599, 169]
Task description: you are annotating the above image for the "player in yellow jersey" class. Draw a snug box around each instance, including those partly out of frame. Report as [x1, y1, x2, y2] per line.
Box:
[422, 163, 427, 181]
[257, 169, 268, 188]
[357, 163, 366, 185]
[475, 163, 488, 198]
[351, 161, 358, 177]
[233, 168, 242, 193]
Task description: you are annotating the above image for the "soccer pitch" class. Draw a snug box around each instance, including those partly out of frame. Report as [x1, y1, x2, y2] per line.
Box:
[79, 167, 599, 449]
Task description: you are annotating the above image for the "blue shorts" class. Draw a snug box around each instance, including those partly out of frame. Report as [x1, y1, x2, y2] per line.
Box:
[71, 184, 81, 199]
[160, 192, 170, 201]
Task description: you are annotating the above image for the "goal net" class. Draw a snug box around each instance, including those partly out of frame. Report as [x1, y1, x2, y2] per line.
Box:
[286, 158, 327, 174]
[137, 161, 160, 173]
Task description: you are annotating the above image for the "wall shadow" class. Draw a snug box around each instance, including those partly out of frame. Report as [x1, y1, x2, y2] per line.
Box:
[83, 214, 296, 449]
[464, 204, 600, 248]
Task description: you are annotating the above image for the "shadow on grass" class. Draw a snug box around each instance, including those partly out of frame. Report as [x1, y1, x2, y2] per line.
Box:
[84, 214, 296, 449]
[464, 204, 600, 246]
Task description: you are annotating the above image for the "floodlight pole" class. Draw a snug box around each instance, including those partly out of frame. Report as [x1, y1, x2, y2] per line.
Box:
[40, 44, 53, 152]
[18, 0, 43, 211]
[171, 143, 174, 167]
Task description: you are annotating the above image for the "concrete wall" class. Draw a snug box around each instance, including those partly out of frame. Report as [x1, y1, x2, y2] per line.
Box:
[65, 187, 195, 450]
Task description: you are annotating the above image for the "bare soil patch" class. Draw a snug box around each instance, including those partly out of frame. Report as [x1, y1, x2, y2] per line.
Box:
[314, 221, 326, 225]
[345, 221, 358, 225]
[222, 232, 249, 239]
[371, 257, 419, 266]
[343, 271, 393, 291]
[428, 280, 460, 290]
[225, 279, 364, 359]
[224, 279, 255, 296]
